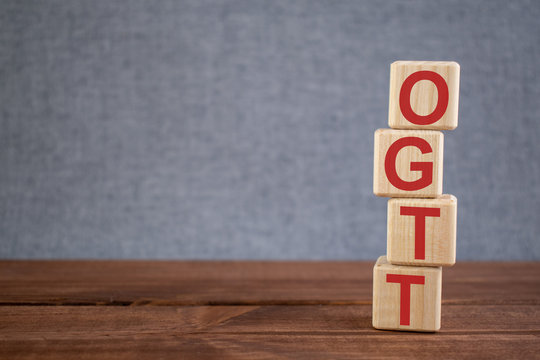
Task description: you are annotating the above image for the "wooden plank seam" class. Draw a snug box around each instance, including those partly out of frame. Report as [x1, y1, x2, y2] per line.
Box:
[373, 61, 460, 332]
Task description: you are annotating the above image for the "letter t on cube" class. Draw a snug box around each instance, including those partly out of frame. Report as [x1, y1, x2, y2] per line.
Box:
[373, 256, 442, 332]
[373, 129, 443, 198]
[387, 195, 457, 266]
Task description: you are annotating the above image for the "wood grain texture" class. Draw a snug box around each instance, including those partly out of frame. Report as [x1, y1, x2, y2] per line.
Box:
[373, 129, 443, 198]
[1, 305, 538, 359]
[373, 256, 442, 332]
[388, 61, 460, 130]
[0, 261, 539, 358]
[0, 261, 539, 306]
[0, 261, 371, 306]
[387, 195, 457, 266]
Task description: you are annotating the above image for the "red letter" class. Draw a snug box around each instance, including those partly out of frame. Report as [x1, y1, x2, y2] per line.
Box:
[386, 274, 425, 326]
[400, 206, 441, 260]
[399, 70, 449, 125]
[384, 137, 433, 191]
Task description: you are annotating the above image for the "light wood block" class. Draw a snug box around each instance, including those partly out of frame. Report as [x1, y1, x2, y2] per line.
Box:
[387, 195, 457, 267]
[373, 256, 442, 332]
[388, 61, 460, 130]
[373, 129, 443, 198]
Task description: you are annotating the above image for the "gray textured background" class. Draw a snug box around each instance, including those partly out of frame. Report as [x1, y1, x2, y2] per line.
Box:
[1, 0, 539, 260]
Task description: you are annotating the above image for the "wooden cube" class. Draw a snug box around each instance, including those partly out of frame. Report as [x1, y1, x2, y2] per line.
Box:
[387, 195, 457, 266]
[389, 61, 460, 130]
[373, 129, 443, 198]
[386, 195, 457, 266]
[373, 256, 442, 332]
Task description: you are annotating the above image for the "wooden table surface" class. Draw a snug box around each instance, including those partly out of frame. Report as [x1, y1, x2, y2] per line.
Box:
[1, 261, 539, 359]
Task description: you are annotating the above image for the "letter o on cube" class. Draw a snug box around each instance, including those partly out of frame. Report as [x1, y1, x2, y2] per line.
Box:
[389, 61, 460, 130]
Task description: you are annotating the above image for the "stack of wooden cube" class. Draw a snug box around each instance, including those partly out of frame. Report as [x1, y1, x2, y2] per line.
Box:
[372, 61, 460, 332]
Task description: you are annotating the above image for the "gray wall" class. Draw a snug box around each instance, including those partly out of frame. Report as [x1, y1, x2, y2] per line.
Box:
[1, 0, 539, 260]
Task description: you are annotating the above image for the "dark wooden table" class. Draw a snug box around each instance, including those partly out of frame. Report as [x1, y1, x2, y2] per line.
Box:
[1, 261, 539, 359]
